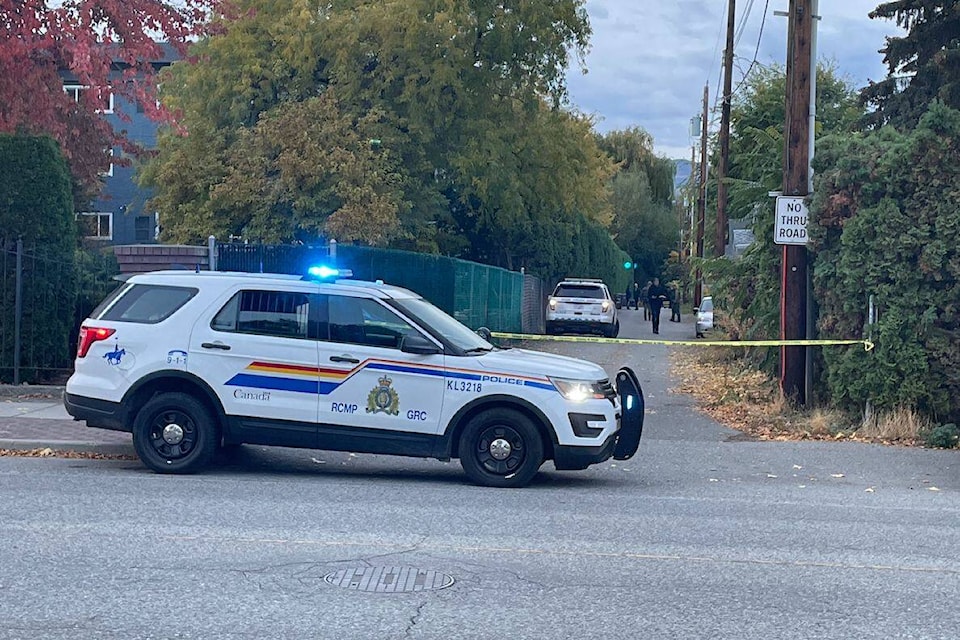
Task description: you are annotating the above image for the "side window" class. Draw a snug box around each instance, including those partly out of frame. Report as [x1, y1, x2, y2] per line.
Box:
[100, 284, 197, 324]
[212, 290, 316, 340]
[328, 296, 419, 349]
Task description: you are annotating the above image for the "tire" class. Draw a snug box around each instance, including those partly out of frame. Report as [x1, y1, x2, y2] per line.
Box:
[132, 392, 218, 474]
[545, 322, 557, 335]
[458, 408, 545, 488]
[604, 322, 619, 338]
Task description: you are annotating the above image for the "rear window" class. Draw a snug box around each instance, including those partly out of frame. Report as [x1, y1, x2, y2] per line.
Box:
[553, 284, 606, 299]
[89, 282, 128, 319]
[100, 284, 198, 324]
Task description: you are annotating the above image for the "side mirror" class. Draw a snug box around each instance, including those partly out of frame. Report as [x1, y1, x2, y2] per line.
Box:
[475, 327, 492, 342]
[693, 307, 699, 313]
[400, 334, 442, 355]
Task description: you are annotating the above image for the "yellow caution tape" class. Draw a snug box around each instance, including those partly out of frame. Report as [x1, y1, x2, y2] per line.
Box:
[490, 332, 875, 352]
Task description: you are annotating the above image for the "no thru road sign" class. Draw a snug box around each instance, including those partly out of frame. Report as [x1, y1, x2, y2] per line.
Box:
[775, 196, 808, 245]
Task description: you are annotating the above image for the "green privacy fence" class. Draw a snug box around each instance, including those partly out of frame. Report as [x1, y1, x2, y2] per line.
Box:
[217, 242, 527, 332]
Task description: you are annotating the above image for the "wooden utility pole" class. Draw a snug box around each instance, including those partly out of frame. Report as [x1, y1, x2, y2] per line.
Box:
[688, 143, 696, 260]
[694, 83, 708, 307]
[780, 0, 813, 404]
[715, 0, 736, 258]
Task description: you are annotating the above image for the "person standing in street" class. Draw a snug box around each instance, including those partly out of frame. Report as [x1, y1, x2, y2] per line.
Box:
[647, 277, 668, 334]
[631, 281, 641, 310]
[640, 280, 652, 319]
[670, 283, 682, 322]
[624, 282, 634, 310]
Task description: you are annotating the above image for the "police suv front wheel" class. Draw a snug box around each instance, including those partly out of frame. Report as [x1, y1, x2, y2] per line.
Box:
[458, 408, 545, 488]
[132, 392, 218, 474]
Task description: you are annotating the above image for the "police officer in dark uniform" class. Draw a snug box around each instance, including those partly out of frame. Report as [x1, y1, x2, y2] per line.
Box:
[670, 283, 682, 322]
[647, 277, 668, 334]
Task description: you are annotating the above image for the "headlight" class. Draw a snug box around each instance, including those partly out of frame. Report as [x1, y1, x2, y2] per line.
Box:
[548, 298, 557, 309]
[601, 300, 610, 311]
[549, 377, 606, 402]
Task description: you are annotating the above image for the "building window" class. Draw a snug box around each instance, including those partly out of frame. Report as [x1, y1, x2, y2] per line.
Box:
[134, 214, 158, 243]
[63, 84, 114, 114]
[77, 212, 113, 240]
[100, 148, 114, 177]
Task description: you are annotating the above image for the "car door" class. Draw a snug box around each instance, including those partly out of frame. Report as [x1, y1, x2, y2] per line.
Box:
[315, 293, 446, 455]
[188, 286, 320, 447]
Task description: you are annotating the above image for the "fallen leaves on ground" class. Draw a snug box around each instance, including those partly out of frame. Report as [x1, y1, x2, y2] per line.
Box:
[670, 347, 919, 446]
[0, 448, 136, 460]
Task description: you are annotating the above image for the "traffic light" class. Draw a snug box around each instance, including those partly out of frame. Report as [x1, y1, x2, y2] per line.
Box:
[623, 261, 633, 269]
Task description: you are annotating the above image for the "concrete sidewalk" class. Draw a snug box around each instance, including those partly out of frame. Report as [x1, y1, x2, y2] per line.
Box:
[0, 388, 134, 454]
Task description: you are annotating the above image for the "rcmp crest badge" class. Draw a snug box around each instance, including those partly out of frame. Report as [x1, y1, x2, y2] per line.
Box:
[366, 375, 400, 415]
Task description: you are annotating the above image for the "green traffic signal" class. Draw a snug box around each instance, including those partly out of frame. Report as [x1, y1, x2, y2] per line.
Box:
[623, 261, 633, 269]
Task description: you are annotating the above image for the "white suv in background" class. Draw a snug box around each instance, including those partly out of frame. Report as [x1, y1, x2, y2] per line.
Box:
[546, 278, 619, 338]
[65, 269, 644, 487]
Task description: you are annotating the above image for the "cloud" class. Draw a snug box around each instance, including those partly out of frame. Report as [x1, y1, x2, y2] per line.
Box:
[568, 0, 905, 158]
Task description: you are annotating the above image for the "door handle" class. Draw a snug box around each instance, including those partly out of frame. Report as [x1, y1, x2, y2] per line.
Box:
[201, 342, 231, 351]
[330, 355, 360, 364]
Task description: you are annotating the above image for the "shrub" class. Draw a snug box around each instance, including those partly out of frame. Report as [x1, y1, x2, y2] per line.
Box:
[922, 423, 960, 449]
[0, 135, 77, 382]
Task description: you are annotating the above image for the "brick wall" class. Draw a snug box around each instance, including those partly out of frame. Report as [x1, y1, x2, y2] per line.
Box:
[114, 244, 209, 274]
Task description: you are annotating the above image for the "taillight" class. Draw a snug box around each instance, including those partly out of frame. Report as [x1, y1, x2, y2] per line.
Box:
[77, 326, 116, 358]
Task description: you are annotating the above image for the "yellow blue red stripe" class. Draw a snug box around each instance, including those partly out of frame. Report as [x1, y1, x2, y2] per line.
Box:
[224, 359, 555, 394]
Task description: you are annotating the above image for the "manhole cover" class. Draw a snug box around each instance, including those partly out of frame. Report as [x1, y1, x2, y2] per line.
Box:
[324, 567, 455, 593]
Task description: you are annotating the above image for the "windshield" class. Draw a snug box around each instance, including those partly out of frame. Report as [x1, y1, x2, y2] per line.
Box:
[554, 284, 606, 299]
[390, 297, 493, 353]
[700, 298, 714, 312]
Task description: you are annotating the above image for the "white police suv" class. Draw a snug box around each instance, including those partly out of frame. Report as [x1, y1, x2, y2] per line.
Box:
[65, 268, 643, 487]
[546, 278, 619, 338]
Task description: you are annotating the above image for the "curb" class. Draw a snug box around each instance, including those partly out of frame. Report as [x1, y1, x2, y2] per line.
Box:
[0, 385, 65, 399]
[0, 439, 135, 456]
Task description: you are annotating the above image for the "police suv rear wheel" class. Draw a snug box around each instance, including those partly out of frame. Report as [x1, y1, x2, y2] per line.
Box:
[458, 408, 544, 488]
[133, 392, 217, 474]
[604, 321, 619, 338]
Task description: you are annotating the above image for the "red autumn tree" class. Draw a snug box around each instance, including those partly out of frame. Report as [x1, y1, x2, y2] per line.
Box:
[0, 0, 222, 200]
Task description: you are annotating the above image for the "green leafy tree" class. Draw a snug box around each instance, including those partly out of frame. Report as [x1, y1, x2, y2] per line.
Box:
[704, 63, 862, 372]
[145, 0, 623, 283]
[209, 95, 406, 245]
[812, 102, 960, 423]
[860, 1, 960, 129]
[596, 127, 678, 283]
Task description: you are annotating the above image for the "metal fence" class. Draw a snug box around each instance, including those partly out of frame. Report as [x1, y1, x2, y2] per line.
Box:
[521, 273, 546, 334]
[216, 242, 331, 276]
[217, 242, 541, 333]
[0, 238, 77, 383]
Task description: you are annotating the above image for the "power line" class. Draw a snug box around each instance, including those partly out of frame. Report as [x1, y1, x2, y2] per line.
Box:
[733, 0, 757, 48]
[705, 2, 729, 87]
[730, 0, 771, 99]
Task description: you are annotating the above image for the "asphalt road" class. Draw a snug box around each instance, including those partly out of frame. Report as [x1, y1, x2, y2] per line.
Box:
[1, 309, 958, 639]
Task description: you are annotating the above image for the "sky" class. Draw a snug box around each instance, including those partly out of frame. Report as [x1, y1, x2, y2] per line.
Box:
[565, 0, 906, 159]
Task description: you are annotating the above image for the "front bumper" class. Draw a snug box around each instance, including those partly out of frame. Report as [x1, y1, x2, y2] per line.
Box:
[553, 432, 618, 470]
[552, 367, 644, 470]
[547, 312, 615, 324]
[546, 316, 616, 334]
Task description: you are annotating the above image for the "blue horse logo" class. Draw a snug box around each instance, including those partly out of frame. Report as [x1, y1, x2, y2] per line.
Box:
[104, 347, 126, 365]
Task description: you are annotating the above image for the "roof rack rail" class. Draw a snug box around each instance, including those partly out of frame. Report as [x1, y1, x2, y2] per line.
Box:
[561, 277, 604, 283]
